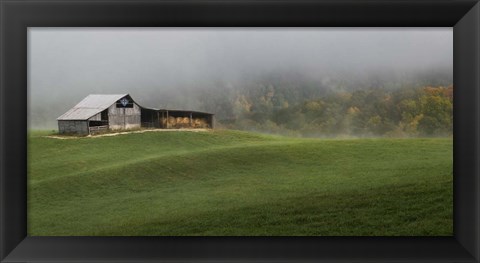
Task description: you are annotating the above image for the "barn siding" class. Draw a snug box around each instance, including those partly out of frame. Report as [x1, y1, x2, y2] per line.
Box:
[58, 120, 89, 134]
[108, 102, 141, 130]
[89, 112, 101, 121]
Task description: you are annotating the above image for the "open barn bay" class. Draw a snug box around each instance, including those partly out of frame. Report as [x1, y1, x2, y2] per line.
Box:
[28, 130, 452, 236]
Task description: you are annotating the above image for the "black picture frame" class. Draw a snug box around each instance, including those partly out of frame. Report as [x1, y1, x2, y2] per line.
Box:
[1, 0, 479, 262]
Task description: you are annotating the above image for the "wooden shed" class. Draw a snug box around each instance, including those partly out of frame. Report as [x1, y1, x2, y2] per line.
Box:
[57, 94, 214, 135]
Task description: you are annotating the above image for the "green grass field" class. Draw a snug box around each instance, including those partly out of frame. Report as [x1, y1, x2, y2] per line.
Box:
[28, 129, 452, 236]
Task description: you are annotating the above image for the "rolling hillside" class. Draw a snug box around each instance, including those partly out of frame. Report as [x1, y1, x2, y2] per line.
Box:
[28, 130, 453, 236]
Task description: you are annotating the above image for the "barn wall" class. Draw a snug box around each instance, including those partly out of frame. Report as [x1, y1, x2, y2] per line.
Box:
[58, 120, 89, 134]
[108, 102, 141, 130]
[89, 112, 101, 121]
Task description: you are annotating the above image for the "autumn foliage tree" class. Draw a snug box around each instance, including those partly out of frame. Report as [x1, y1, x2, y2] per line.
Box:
[221, 85, 453, 137]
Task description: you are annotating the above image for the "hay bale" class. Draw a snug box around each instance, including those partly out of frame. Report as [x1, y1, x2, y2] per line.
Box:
[192, 118, 208, 128]
[174, 117, 189, 124]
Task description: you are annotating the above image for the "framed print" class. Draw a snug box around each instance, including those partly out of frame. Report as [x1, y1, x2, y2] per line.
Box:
[27, 27, 455, 236]
[1, 0, 479, 262]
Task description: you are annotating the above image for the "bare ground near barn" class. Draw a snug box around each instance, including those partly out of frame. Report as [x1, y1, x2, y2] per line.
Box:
[45, 128, 211, 139]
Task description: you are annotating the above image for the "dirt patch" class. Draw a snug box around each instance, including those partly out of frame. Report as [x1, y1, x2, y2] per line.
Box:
[45, 128, 211, 139]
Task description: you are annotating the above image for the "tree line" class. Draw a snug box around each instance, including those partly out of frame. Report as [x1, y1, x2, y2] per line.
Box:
[213, 85, 453, 138]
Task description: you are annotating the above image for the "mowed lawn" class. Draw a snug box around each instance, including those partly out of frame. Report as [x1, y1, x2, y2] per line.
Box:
[28, 130, 452, 236]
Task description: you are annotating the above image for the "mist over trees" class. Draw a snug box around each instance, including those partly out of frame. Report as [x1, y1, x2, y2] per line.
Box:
[181, 69, 453, 137]
[28, 28, 452, 137]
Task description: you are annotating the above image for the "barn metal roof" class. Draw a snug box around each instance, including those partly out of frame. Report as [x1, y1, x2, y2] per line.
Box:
[140, 107, 214, 115]
[57, 94, 128, 120]
[158, 109, 214, 115]
[58, 93, 214, 121]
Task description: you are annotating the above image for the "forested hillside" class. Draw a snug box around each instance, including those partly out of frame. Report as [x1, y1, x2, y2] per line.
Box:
[216, 85, 453, 137]
[192, 70, 453, 137]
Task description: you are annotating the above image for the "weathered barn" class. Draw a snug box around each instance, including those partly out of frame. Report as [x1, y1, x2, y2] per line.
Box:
[57, 94, 214, 135]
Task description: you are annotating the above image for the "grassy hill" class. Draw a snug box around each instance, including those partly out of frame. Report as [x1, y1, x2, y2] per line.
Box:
[28, 129, 452, 236]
